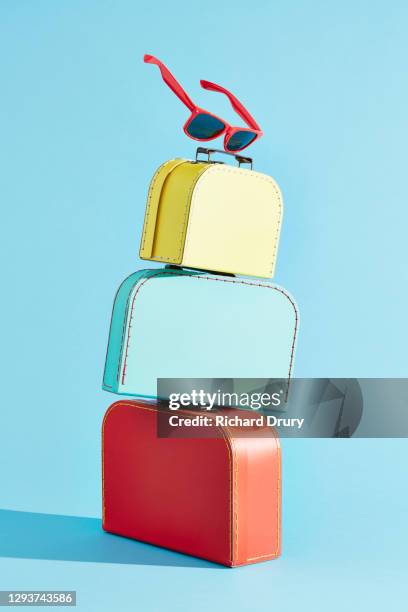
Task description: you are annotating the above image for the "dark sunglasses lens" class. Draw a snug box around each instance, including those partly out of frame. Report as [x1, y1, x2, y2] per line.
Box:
[187, 113, 225, 139]
[227, 131, 257, 151]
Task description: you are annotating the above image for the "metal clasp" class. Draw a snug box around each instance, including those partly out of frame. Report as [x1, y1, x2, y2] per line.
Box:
[195, 147, 253, 170]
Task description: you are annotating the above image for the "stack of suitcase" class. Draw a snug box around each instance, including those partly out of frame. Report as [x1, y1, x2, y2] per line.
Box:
[101, 147, 299, 566]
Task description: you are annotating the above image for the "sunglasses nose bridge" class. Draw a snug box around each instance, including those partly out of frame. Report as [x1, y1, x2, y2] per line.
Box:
[224, 125, 237, 148]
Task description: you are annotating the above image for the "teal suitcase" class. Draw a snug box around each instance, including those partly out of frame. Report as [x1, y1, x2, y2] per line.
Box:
[103, 267, 299, 398]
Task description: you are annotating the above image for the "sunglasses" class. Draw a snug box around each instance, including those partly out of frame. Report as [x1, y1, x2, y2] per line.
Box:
[144, 54, 263, 153]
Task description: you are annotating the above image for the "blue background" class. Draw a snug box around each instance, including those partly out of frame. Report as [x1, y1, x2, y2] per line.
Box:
[1, 0, 407, 610]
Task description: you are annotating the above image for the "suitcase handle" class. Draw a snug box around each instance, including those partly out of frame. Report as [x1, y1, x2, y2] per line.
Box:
[195, 147, 253, 170]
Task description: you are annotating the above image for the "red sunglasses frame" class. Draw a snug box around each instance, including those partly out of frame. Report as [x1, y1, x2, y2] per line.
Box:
[144, 54, 263, 152]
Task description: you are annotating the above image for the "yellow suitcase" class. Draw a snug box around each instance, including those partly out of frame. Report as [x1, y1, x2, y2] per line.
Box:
[139, 148, 283, 278]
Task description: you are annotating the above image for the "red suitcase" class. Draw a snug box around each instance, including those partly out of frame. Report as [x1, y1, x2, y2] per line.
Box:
[102, 400, 281, 567]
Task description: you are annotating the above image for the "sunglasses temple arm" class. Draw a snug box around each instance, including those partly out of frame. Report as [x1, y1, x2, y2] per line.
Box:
[200, 80, 261, 131]
[144, 55, 195, 112]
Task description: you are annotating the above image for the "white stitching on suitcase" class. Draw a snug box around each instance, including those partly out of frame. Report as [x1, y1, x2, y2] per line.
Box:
[120, 272, 299, 392]
[183, 165, 283, 277]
